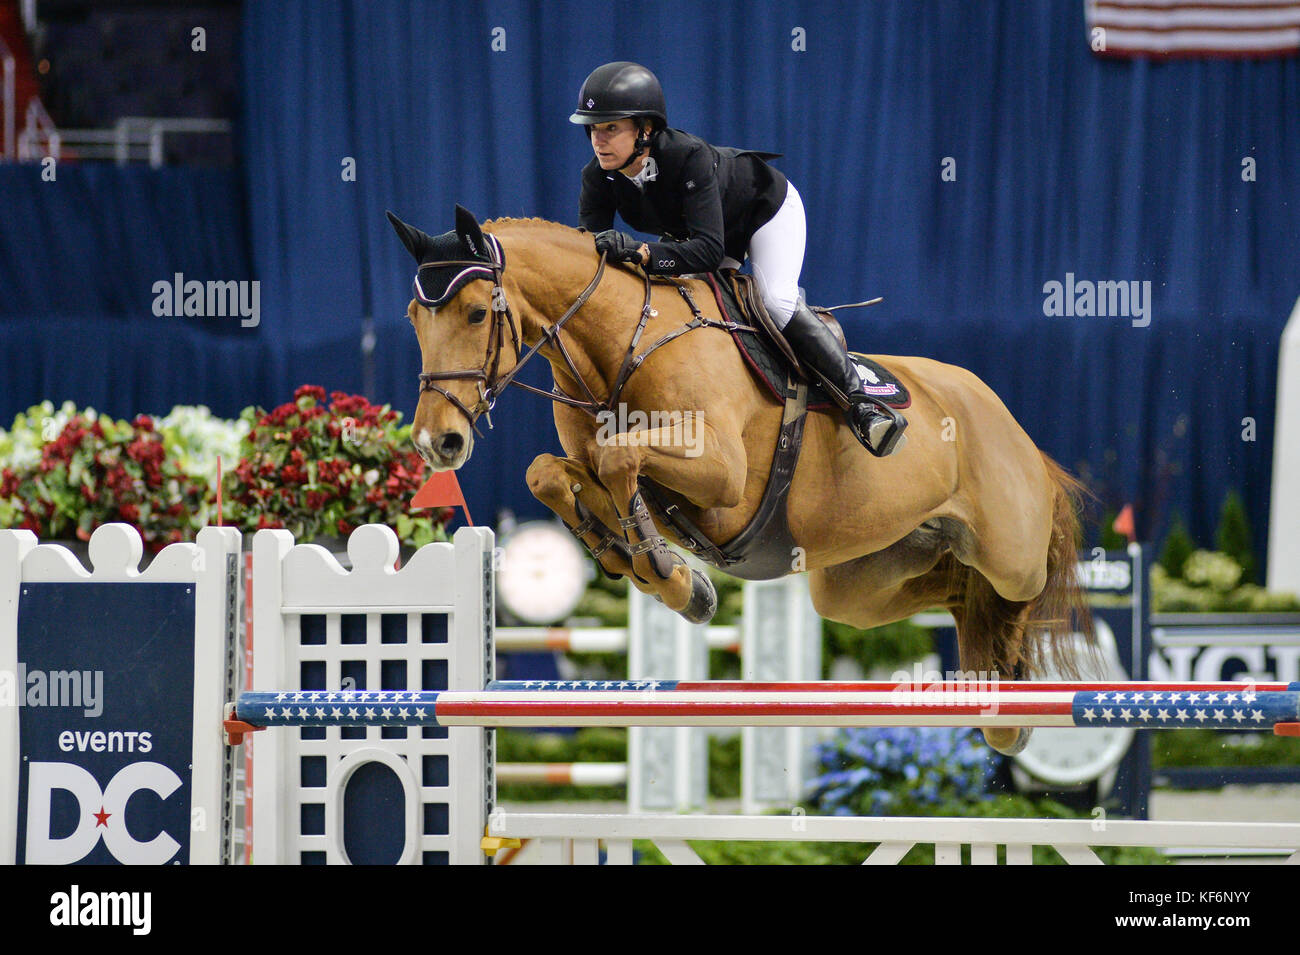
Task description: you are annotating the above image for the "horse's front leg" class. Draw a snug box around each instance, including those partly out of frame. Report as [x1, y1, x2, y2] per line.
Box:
[525, 454, 639, 581]
[585, 416, 747, 622]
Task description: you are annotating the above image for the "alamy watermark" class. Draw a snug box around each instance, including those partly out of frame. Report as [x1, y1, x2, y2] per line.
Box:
[594, 405, 705, 458]
[49, 885, 151, 935]
[151, 273, 260, 327]
[1042, 273, 1151, 327]
[0, 665, 104, 717]
[888, 663, 1006, 714]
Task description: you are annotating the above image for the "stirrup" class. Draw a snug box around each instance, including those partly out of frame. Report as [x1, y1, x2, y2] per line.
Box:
[849, 396, 908, 457]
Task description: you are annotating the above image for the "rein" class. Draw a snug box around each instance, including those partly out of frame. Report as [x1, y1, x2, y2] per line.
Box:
[416, 249, 748, 433]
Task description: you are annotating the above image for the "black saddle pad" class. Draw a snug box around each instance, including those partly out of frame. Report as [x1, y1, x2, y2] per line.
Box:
[708, 273, 911, 411]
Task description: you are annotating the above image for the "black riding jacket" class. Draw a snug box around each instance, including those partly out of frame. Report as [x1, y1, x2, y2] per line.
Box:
[578, 127, 788, 275]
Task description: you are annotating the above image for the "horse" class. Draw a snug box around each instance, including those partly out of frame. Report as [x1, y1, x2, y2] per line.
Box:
[388, 205, 1093, 755]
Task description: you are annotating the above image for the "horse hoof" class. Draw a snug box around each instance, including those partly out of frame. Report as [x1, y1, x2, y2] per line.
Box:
[678, 569, 717, 624]
[983, 727, 1033, 756]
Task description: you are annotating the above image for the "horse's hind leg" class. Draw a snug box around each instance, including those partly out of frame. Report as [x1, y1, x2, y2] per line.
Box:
[811, 528, 1037, 757]
[806, 525, 956, 629]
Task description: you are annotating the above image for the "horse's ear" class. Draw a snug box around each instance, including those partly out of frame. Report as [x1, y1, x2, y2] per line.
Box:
[454, 204, 489, 261]
[387, 210, 436, 263]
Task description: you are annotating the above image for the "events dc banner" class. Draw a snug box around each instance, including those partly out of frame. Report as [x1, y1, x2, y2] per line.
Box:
[15, 582, 196, 864]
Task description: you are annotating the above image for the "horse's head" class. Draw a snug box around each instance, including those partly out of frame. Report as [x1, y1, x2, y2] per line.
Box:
[388, 205, 519, 470]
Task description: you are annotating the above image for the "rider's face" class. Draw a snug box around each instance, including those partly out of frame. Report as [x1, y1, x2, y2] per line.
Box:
[589, 119, 644, 171]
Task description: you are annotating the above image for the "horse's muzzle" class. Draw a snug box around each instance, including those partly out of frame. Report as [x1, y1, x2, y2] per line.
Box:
[414, 426, 472, 470]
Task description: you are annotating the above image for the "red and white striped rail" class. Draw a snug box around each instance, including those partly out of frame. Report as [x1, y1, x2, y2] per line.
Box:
[495, 625, 740, 653]
[495, 762, 629, 786]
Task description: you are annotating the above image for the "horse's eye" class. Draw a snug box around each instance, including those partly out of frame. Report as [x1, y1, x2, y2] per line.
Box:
[467, 305, 487, 325]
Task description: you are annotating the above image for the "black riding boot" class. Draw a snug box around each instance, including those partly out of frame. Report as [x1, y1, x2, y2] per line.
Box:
[782, 299, 908, 456]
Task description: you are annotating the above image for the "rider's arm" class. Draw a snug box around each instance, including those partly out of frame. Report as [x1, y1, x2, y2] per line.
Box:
[643, 145, 725, 275]
[579, 164, 617, 233]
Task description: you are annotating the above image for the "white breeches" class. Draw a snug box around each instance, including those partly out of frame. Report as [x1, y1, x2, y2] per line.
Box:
[736, 182, 806, 328]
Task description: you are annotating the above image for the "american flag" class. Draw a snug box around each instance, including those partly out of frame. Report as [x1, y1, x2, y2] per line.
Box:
[1086, 0, 1300, 57]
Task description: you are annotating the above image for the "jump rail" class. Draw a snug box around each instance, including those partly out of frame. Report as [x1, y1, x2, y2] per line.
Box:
[495, 762, 629, 786]
[229, 682, 1300, 736]
[496, 625, 740, 653]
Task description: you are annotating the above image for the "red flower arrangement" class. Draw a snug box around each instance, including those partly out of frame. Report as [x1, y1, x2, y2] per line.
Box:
[0, 412, 209, 551]
[222, 385, 450, 546]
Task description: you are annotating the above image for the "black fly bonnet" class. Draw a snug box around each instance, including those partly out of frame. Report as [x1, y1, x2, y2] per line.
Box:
[409, 227, 506, 308]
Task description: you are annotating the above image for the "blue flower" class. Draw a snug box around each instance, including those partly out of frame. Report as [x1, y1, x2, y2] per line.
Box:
[807, 726, 997, 816]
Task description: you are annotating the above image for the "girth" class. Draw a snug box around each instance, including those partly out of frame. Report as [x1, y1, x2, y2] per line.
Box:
[638, 376, 810, 581]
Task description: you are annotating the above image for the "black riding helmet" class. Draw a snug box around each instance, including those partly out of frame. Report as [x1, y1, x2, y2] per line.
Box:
[569, 61, 667, 128]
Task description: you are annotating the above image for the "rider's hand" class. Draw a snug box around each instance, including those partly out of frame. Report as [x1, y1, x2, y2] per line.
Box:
[594, 230, 647, 265]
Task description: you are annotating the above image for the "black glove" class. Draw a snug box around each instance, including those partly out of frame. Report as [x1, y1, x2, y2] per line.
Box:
[594, 230, 644, 264]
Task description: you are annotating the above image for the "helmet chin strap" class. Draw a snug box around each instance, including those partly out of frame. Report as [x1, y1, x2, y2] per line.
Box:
[616, 127, 653, 171]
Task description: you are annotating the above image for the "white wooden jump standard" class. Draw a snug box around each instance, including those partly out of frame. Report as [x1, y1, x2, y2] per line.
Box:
[248, 524, 492, 864]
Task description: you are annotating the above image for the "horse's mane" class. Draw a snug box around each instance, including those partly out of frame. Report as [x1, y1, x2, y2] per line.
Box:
[481, 216, 593, 254]
[482, 216, 560, 230]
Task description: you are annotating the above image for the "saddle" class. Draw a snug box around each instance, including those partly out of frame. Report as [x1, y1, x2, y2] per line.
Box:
[637, 271, 909, 581]
[708, 271, 911, 413]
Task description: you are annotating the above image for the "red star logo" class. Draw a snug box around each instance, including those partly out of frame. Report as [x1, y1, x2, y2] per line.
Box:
[93, 807, 111, 827]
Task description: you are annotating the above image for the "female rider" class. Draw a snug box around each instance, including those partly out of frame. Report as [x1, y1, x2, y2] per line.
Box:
[571, 61, 905, 456]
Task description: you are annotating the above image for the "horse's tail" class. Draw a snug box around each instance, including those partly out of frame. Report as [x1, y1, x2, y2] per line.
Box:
[1020, 453, 1096, 679]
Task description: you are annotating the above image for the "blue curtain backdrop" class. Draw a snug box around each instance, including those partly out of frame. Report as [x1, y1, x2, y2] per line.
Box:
[4, 0, 1297, 571]
[0, 164, 273, 418]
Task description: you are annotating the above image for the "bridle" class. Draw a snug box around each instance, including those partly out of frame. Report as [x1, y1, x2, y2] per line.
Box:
[414, 243, 746, 435]
[413, 246, 533, 434]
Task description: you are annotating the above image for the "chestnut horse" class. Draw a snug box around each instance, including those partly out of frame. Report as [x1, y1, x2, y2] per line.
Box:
[389, 206, 1092, 754]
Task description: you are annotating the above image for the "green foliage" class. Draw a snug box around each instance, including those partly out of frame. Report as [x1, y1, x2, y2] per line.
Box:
[1097, 508, 1128, 551]
[1182, 550, 1242, 592]
[1215, 490, 1256, 585]
[1, 391, 451, 553]
[1159, 515, 1197, 579]
[1151, 728, 1300, 771]
[634, 834, 873, 865]
[1149, 565, 1215, 612]
[569, 571, 630, 627]
[824, 618, 933, 676]
[1150, 502, 1296, 610]
[711, 570, 745, 624]
[1150, 560, 1300, 612]
[708, 734, 741, 800]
